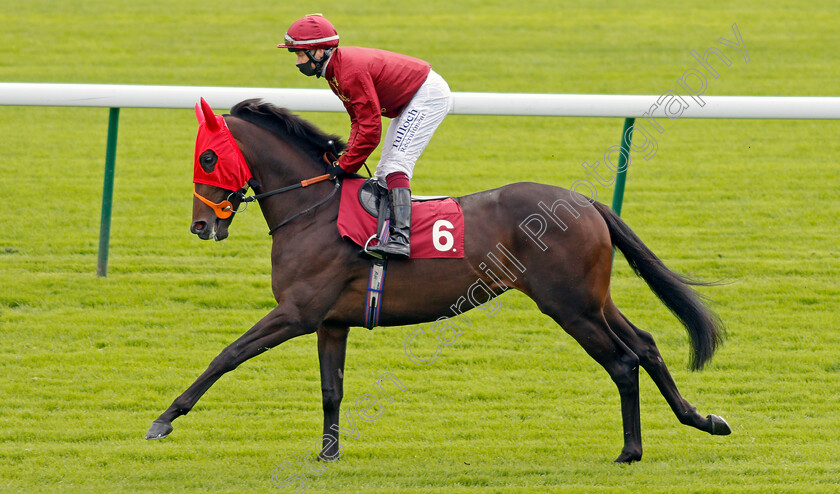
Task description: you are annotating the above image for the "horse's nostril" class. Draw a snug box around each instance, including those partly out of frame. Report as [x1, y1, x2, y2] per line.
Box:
[191, 221, 206, 233]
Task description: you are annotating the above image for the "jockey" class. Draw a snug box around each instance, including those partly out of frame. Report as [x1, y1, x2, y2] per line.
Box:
[278, 14, 452, 259]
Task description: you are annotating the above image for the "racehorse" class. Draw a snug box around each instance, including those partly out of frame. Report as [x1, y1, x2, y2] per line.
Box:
[146, 98, 731, 463]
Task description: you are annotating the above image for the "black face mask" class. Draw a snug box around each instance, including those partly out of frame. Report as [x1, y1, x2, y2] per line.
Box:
[296, 61, 319, 77]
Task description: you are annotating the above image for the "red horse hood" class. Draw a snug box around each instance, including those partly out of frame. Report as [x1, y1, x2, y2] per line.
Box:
[193, 97, 252, 191]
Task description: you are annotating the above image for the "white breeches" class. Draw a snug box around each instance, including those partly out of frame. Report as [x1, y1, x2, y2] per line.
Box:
[375, 69, 452, 183]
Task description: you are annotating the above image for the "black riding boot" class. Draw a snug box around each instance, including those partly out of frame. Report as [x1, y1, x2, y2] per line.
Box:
[368, 187, 411, 259]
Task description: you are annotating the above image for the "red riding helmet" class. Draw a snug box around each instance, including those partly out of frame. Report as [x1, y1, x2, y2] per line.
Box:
[277, 14, 339, 51]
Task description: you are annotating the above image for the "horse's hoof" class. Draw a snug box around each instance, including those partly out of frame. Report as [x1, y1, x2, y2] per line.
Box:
[708, 414, 731, 435]
[613, 450, 642, 464]
[146, 420, 174, 440]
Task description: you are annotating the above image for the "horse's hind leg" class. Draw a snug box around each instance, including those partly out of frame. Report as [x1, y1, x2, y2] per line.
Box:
[543, 304, 644, 463]
[317, 324, 349, 460]
[603, 299, 731, 436]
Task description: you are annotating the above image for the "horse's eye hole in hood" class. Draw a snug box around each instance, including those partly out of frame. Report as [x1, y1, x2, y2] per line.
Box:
[199, 150, 217, 173]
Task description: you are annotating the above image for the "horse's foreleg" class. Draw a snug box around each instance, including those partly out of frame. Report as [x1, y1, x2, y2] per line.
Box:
[146, 304, 314, 440]
[316, 325, 349, 460]
[605, 303, 731, 436]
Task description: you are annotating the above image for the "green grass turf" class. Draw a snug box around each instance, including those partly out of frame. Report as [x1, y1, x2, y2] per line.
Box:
[1, 0, 839, 492]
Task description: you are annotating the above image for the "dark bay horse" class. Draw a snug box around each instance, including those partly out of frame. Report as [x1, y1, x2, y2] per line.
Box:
[146, 98, 731, 463]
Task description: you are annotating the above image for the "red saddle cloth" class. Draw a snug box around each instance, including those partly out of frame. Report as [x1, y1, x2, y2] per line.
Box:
[336, 178, 465, 259]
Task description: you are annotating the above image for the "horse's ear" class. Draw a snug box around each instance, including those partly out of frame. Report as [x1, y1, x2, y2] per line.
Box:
[194, 103, 204, 124]
[199, 97, 220, 132]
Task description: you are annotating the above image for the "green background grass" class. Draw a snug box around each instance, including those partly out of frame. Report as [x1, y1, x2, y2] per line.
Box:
[1, 1, 839, 492]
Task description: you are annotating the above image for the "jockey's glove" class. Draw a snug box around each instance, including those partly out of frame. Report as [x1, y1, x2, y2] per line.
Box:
[326, 162, 345, 179]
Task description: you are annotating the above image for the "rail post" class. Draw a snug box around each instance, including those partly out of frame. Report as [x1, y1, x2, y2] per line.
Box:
[96, 107, 120, 277]
[610, 117, 635, 216]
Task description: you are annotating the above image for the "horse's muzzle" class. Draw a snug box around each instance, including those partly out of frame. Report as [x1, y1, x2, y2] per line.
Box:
[190, 219, 229, 241]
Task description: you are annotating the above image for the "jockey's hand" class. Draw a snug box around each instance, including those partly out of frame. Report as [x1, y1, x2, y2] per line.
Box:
[326, 161, 344, 179]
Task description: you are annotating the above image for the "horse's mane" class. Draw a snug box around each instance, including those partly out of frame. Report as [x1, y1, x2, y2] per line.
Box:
[229, 99, 347, 161]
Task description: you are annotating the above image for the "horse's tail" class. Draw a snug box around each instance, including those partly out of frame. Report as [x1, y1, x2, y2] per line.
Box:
[592, 201, 725, 370]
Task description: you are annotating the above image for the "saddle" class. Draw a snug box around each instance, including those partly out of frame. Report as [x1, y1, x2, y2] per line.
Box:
[357, 178, 448, 217]
[357, 179, 450, 251]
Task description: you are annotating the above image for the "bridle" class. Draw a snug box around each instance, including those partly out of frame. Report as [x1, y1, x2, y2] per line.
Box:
[193, 187, 242, 220]
[193, 152, 342, 235]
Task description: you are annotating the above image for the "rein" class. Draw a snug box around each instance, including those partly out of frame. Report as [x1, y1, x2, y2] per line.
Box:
[244, 152, 345, 235]
[246, 151, 342, 235]
[243, 173, 332, 203]
[250, 176, 341, 236]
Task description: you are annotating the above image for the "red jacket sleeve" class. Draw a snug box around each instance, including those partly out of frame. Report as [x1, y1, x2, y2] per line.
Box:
[336, 70, 382, 174]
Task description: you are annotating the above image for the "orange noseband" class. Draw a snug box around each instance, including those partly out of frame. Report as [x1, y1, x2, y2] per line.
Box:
[193, 186, 235, 220]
